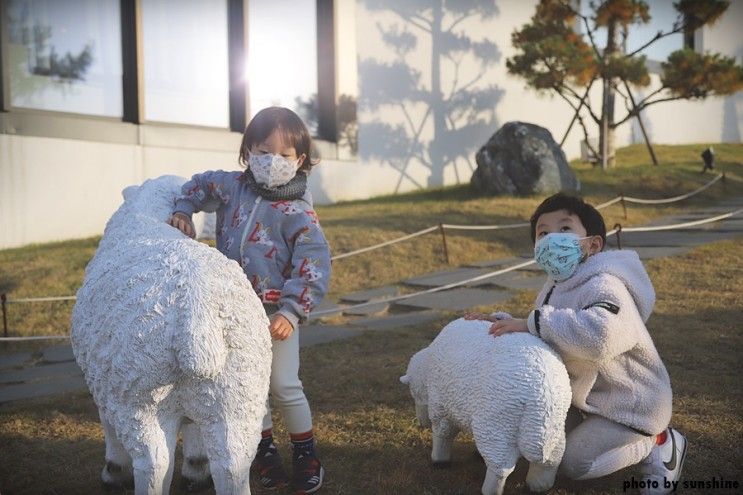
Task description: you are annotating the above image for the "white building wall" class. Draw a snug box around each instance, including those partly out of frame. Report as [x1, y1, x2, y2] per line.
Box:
[0, 132, 242, 249]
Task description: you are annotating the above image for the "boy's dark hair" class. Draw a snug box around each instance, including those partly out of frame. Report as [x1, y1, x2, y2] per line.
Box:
[238, 106, 317, 173]
[530, 193, 606, 244]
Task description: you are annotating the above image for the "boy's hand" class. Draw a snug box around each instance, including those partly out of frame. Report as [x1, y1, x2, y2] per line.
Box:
[464, 312, 498, 322]
[489, 318, 528, 337]
[269, 314, 294, 341]
[168, 212, 196, 238]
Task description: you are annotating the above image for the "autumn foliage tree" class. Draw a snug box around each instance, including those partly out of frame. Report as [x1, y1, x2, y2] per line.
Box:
[507, 0, 743, 168]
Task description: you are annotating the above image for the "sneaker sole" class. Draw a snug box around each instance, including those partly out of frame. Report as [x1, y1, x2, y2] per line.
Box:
[295, 466, 325, 495]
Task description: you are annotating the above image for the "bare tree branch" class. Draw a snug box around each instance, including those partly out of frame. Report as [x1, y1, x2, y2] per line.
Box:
[447, 12, 473, 32]
[613, 94, 687, 127]
[389, 9, 431, 33]
[624, 15, 685, 58]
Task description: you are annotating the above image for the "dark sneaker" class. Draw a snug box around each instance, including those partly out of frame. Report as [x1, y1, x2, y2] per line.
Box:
[252, 440, 289, 490]
[292, 448, 324, 494]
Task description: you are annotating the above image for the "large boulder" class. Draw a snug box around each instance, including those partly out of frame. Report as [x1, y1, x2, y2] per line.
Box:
[471, 121, 580, 195]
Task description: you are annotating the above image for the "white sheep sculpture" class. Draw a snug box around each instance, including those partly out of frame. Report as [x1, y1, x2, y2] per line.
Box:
[71, 175, 272, 495]
[400, 317, 571, 495]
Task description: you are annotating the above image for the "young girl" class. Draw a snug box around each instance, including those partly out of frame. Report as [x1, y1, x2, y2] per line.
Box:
[169, 107, 331, 494]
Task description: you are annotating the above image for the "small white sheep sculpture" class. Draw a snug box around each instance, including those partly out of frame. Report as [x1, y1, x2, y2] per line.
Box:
[400, 317, 571, 495]
[71, 175, 272, 495]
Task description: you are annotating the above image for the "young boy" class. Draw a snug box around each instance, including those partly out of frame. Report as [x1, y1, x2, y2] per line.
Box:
[466, 193, 686, 494]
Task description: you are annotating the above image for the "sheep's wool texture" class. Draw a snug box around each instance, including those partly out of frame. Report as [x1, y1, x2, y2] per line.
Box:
[72, 175, 271, 495]
[402, 319, 571, 495]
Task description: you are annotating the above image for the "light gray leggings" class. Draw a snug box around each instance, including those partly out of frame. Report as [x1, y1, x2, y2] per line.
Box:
[261, 327, 313, 434]
[560, 408, 656, 480]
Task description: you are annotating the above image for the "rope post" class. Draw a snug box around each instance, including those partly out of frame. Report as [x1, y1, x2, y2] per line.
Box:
[722, 171, 726, 191]
[620, 194, 628, 220]
[1, 293, 8, 339]
[438, 223, 450, 265]
[613, 223, 623, 250]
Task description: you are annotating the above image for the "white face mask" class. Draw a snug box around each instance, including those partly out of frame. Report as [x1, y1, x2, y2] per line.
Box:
[248, 153, 299, 188]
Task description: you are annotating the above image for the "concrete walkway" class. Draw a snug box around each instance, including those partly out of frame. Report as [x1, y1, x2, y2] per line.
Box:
[1, 196, 741, 404]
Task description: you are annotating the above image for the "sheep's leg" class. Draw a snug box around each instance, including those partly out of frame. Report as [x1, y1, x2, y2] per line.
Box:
[430, 418, 458, 466]
[131, 417, 179, 495]
[100, 413, 134, 490]
[525, 462, 559, 492]
[201, 421, 252, 495]
[474, 430, 518, 495]
[181, 421, 213, 492]
[481, 463, 515, 495]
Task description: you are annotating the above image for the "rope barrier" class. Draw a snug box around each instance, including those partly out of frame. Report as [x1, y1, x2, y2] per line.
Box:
[440, 222, 530, 231]
[621, 173, 723, 204]
[610, 207, 743, 234]
[330, 225, 439, 260]
[594, 197, 624, 210]
[310, 259, 538, 317]
[326, 173, 723, 258]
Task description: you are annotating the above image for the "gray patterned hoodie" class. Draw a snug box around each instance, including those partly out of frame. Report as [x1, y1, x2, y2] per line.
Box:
[526, 249, 672, 436]
[173, 170, 331, 330]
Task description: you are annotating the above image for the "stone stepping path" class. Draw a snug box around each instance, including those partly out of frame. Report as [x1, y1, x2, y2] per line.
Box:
[299, 325, 364, 347]
[343, 301, 391, 317]
[340, 286, 399, 303]
[2, 196, 741, 403]
[0, 352, 32, 370]
[403, 267, 494, 288]
[487, 271, 547, 291]
[349, 310, 442, 331]
[339, 286, 399, 317]
[393, 288, 512, 312]
[0, 361, 82, 385]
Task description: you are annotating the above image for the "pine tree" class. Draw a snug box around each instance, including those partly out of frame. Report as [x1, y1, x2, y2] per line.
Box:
[507, 0, 743, 169]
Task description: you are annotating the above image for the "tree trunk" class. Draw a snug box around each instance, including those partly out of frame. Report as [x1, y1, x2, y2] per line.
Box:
[600, 18, 619, 169]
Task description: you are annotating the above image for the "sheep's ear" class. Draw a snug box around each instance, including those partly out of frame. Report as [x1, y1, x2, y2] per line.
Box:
[399, 375, 410, 385]
[122, 185, 139, 201]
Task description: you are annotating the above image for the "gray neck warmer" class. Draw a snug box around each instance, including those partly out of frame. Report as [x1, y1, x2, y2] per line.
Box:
[241, 169, 308, 201]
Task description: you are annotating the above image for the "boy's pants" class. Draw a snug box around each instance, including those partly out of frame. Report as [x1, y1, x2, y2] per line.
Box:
[560, 408, 656, 480]
[261, 327, 313, 434]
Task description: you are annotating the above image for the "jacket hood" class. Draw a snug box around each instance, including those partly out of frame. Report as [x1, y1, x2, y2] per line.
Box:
[555, 249, 655, 321]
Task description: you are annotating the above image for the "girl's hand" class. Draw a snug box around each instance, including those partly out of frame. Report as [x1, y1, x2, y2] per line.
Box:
[464, 312, 497, 322]
[168, 212, 196, 238]
[489, 318, 528, 337]
[269, 314, 294, 341]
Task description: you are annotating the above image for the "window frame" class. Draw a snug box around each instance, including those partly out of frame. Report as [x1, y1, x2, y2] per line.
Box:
[0, 0, 342, 150]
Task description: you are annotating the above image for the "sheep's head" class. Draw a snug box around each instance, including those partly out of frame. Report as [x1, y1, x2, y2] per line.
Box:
[400, 348, 431, 427]
[121, 175, 187, 223]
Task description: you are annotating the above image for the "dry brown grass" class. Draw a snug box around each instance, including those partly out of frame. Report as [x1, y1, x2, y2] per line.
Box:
[1, 238, 742, 494]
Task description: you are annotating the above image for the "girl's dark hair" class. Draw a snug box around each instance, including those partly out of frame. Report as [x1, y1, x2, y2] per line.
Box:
[529, 193, 606, 244]
[238, 106, 317, 173]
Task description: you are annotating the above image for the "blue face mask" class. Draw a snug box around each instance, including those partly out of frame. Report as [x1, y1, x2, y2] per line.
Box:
[534, 233, 589, 281]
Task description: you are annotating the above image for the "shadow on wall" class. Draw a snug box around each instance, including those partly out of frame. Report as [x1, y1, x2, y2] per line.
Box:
[721, 92, 742, 143]
[358, 0, 504, 191]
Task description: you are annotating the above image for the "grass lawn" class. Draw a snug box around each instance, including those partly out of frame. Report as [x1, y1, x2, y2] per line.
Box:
[1, 143, 742, 340]
[1, 238, 741, 494]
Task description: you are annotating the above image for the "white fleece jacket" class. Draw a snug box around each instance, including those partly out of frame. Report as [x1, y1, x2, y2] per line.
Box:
[526, 249, 672, 436]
